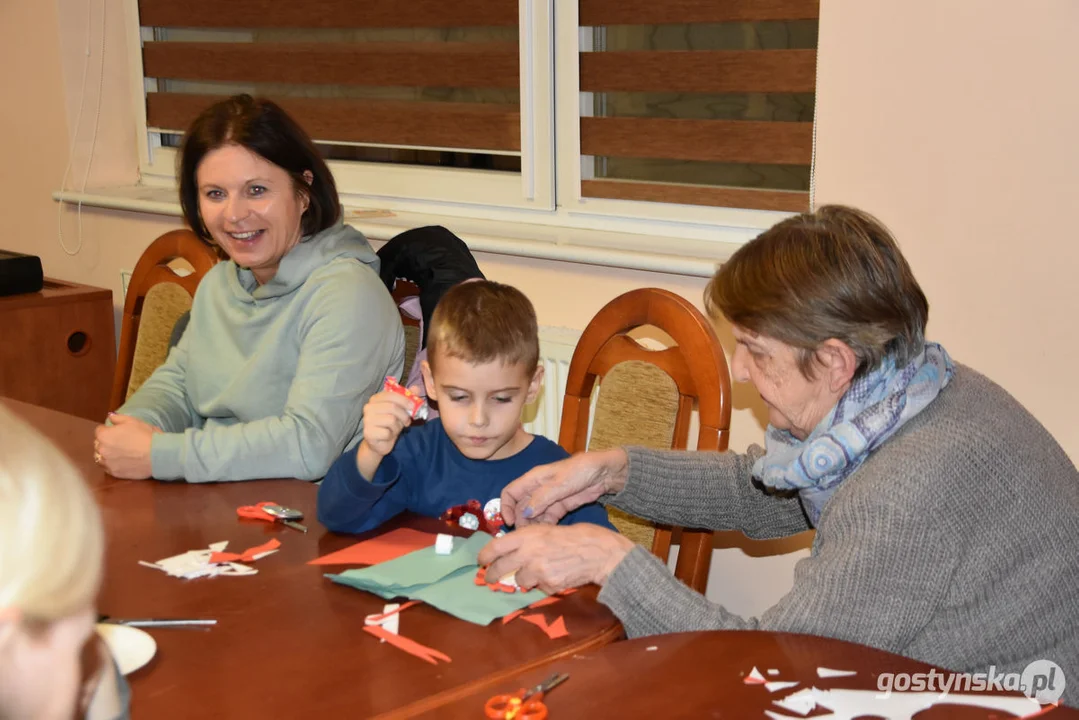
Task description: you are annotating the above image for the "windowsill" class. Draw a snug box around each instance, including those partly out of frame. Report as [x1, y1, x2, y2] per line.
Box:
[52, 185, 741, 277]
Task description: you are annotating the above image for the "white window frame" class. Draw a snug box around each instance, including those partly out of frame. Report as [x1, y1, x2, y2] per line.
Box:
[123, 0, 793, 246]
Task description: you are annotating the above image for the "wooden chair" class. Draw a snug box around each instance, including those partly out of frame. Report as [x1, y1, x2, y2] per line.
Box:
[110, 229, 219, 410]
[558, 288, 732, 594]
[390, 278, 422, 382]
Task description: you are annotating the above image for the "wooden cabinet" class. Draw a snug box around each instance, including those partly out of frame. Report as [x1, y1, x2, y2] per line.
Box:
[0, 278, 115, 420]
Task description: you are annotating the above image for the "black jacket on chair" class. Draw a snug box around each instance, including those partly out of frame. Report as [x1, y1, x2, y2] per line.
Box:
[376, 225, 485, 347]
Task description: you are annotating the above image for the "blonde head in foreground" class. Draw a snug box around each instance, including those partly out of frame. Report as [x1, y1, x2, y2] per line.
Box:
[0, 405, 105, 719]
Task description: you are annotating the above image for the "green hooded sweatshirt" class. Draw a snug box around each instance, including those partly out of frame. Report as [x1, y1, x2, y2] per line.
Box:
[119, 221, 404, 481]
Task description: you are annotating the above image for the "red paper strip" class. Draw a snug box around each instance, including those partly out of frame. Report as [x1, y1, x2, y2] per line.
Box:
[474, 566, 519, 593]
[366, 600, 421, 623]
[209, 537, 281, 564]
[362, 625, 452, 665]
[308, 528, 436, 566]
[518, 613, 569, 640]
[546, 616, 568, 639]
[503, 593, 567, 625]
[502, 608, 526, 625]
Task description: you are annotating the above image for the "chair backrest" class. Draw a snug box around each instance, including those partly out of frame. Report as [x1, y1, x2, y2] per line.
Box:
[391, 279, 422, 382]
[558, 288, 732, 594]
[110, 229, 220, 410]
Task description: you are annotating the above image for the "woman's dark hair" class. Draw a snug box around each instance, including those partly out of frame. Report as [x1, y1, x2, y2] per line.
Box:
[178, 94, 339, 244]
[706, 204, 930, 380]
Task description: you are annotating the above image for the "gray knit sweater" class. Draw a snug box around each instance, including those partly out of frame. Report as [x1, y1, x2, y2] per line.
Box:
[598, 365, 1079, 690]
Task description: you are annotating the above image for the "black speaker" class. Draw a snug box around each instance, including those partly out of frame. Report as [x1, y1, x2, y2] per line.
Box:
[0, 250, 44, 297]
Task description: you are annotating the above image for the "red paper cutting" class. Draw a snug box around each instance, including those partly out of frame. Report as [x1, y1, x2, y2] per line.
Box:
[362, 624, 452, 665]
[209, 537, 281, 564]
[518, 613, 569, 640]
[308, 528, 436, 566]
[365, 600, 421, 623]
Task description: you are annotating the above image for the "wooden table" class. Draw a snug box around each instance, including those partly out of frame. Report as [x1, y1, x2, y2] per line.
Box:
[408, 630, 1079, 718]
[3, 398, 623, 718]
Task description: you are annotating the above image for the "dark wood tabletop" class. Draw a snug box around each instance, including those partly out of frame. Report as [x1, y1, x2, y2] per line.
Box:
[405, 630, 1078, 719]
[3, 398, 623, 718]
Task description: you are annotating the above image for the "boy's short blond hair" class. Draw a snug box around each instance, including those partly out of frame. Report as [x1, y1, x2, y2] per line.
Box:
[0, 406, 104, 622]
[427, 280, 539, 372]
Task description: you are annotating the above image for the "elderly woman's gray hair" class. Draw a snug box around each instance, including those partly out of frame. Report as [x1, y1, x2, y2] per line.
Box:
[706, 204, 929, 380]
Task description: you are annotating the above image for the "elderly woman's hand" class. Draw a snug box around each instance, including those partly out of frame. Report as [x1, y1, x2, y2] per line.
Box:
[500, 448, 630, 527]
[478, 524, 635, 594]
[94, 414, 162, 479]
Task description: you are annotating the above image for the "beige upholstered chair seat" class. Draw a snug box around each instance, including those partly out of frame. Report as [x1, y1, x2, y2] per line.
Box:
[125, 283, 193, 400]
[111, 229, 219, 411]
[588, 359, 679, 548]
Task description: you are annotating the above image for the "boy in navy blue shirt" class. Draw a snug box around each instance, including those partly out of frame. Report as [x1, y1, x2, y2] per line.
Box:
[318, 281, 613, 533]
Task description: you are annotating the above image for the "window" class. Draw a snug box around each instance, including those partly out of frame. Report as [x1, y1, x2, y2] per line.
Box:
[132, 0, 818, 240]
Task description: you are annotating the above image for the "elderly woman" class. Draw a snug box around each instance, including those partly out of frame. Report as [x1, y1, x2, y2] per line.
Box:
[480, 205, 1079, 681]
[94, 95, 404, 482]
[0, 406, 127, 719]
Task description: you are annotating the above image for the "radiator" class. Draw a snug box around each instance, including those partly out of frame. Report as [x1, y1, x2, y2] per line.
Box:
[521, 326, 581, 443]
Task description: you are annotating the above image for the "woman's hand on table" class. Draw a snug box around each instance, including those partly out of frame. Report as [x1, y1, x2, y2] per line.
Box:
[500, 448, 630, 527]
[478, 524, 635, 593]
[93, 414, 161, 479]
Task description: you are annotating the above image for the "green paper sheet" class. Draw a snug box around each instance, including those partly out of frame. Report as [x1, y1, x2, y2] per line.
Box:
[412, 564, 546, 625]
[326, 531, 546, 625]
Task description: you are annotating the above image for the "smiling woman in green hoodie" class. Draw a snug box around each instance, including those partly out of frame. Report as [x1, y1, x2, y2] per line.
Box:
[93, 95, 404, 482]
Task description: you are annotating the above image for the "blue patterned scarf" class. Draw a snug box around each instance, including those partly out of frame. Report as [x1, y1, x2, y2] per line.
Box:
[753, 342, 955, 526]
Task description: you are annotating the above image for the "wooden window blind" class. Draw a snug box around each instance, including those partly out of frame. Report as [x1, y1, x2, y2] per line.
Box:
[138, 0, 522, 169]
[578, 0, 819, 212]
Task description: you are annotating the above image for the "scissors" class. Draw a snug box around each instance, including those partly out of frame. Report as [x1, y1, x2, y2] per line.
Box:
[236, 501, 308, 533]
[485, 673, 568, 720]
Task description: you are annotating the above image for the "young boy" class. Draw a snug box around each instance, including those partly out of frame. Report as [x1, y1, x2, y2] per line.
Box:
[317, 280, 613, 533]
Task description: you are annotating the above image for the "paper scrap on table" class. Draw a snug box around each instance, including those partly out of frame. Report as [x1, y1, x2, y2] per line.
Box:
[817, 667, 857, 678]
[209, 537, 281, 563]
[765, 681, 800, 693]
[139, 539, 277, 579]
[308, 527, 436, 566]
[744, 666, 767, 685]
[772, 686, 1041, 720]
[767, 669, 780, 676]
[518, 613, 569, 640]
[326, 532, 545, 625]
[502, 594, 568, 625]
[365, 603, 402, 641]
[362, 624, 451, 665]
[772, 687, 817, 716]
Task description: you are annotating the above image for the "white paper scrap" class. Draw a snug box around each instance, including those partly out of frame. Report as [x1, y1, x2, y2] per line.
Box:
[434, 534, 454, 555]
[773, 687, 818, 716]
[817, 667, 858, 678]
[745, 666, 767, 685]
[806, 688, 1039, 720]
[365, 603, 401, 643]
[140, 542, 259, 579]
[766, 681, 801, 693]
[768, 669, 780, 676]
[765, 712, 833, 720]
[645, 646, 658, 651]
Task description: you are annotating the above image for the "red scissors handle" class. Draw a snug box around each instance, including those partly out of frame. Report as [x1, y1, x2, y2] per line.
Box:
[483, 693, 547, 720]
